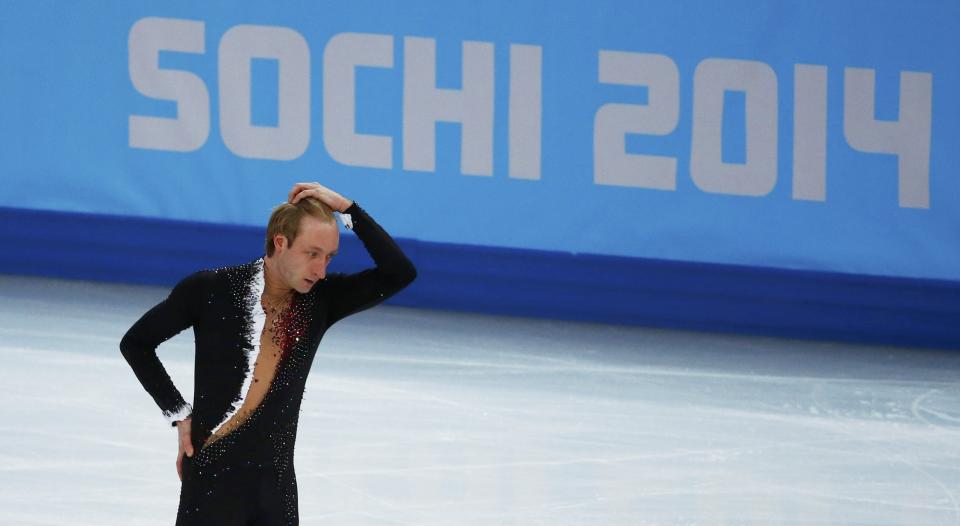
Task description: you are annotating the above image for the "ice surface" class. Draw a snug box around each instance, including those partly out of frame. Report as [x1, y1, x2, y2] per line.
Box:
[0, 274, 958, 525]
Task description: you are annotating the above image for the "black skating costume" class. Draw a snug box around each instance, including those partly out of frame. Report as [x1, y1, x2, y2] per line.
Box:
[120, 203, 416, 525]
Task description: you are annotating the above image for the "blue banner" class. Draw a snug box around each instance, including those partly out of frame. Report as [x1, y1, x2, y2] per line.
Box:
[2, 1, 957, 281]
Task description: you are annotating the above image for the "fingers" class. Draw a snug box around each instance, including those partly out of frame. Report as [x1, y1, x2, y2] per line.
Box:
[178, 418, 194, 461]
[287, 183, 310, 203]
[292, 188, 321, 204]
[289, 182, 332, 204]
[288, 182, 319, 202]
[287, 184, 304, 203]
[177, 452, 183, 481]
[291, 189, 310, 204]
[290, 186, 348, 211]
[180, 431, 194, 458]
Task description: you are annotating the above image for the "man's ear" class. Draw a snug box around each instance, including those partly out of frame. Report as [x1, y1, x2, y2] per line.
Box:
[273, 233, 287, 252]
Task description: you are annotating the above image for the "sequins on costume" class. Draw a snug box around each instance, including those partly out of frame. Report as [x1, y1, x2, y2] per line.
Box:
[119, 202, 416, 525]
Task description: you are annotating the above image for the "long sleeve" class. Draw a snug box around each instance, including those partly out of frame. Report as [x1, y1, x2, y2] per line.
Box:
[323, 202, 417, 326]
[120, 270, 207, 427]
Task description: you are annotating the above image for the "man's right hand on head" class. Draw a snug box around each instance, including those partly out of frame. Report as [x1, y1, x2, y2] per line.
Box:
[175, 416, 194, 482]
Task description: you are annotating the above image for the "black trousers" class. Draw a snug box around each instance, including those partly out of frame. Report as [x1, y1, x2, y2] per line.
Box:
[176, 454, 292, 525]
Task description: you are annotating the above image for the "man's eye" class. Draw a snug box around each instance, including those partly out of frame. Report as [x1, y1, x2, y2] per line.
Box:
[308, 252, 317, 257]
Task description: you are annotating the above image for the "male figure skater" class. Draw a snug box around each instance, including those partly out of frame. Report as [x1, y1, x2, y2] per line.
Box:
[120, 182, 416, 525]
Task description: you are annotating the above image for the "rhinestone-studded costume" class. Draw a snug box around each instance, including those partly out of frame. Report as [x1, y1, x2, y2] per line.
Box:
[120, 203, 416, 525]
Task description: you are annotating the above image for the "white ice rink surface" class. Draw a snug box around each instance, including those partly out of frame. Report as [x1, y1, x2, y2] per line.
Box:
[0, 274, 958, 526]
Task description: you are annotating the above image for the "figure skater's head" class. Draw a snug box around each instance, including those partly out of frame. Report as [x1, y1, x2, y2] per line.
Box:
[263, 197, 338, 293]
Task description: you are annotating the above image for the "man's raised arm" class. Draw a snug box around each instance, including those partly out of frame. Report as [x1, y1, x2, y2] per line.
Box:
[288, 182, 417, 326]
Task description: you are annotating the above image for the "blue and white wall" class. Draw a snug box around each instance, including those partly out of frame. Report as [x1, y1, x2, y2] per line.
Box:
[1, 1, 957, 347]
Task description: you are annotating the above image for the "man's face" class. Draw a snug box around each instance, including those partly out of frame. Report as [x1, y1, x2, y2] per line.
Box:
[273, 215, 339, 293]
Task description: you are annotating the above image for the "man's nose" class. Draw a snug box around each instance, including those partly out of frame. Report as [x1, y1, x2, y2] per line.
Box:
[314, 260, 328, 280]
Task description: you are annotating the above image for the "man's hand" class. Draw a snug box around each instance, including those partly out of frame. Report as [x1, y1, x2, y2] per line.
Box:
[287, 182, 353, 213]
[175, 416, 194, 482]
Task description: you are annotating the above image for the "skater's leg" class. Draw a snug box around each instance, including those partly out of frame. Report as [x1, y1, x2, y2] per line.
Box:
[175, 455, 258, 526]
[250, 462, 297, 525]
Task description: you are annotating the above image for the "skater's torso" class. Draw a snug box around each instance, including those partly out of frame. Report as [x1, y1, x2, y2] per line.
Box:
[201, 299, 289, 451]
[186, 257, 328, 468]
[156, 256, 335, 525]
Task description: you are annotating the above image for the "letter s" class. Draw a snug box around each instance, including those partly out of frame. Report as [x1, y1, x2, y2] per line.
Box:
[128, 17, 209, 152]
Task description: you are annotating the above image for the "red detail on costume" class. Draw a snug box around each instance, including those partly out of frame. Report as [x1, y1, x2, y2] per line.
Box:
[274, 298, 308, 351]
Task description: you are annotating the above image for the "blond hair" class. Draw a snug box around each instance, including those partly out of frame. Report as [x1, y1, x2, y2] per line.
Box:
[264, 197, 335, 256]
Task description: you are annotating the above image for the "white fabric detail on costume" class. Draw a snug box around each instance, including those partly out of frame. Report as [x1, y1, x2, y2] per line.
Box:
[163, 401, 192, 425]
[209, 258, 267, 435]
[338, 212, 353, 230]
